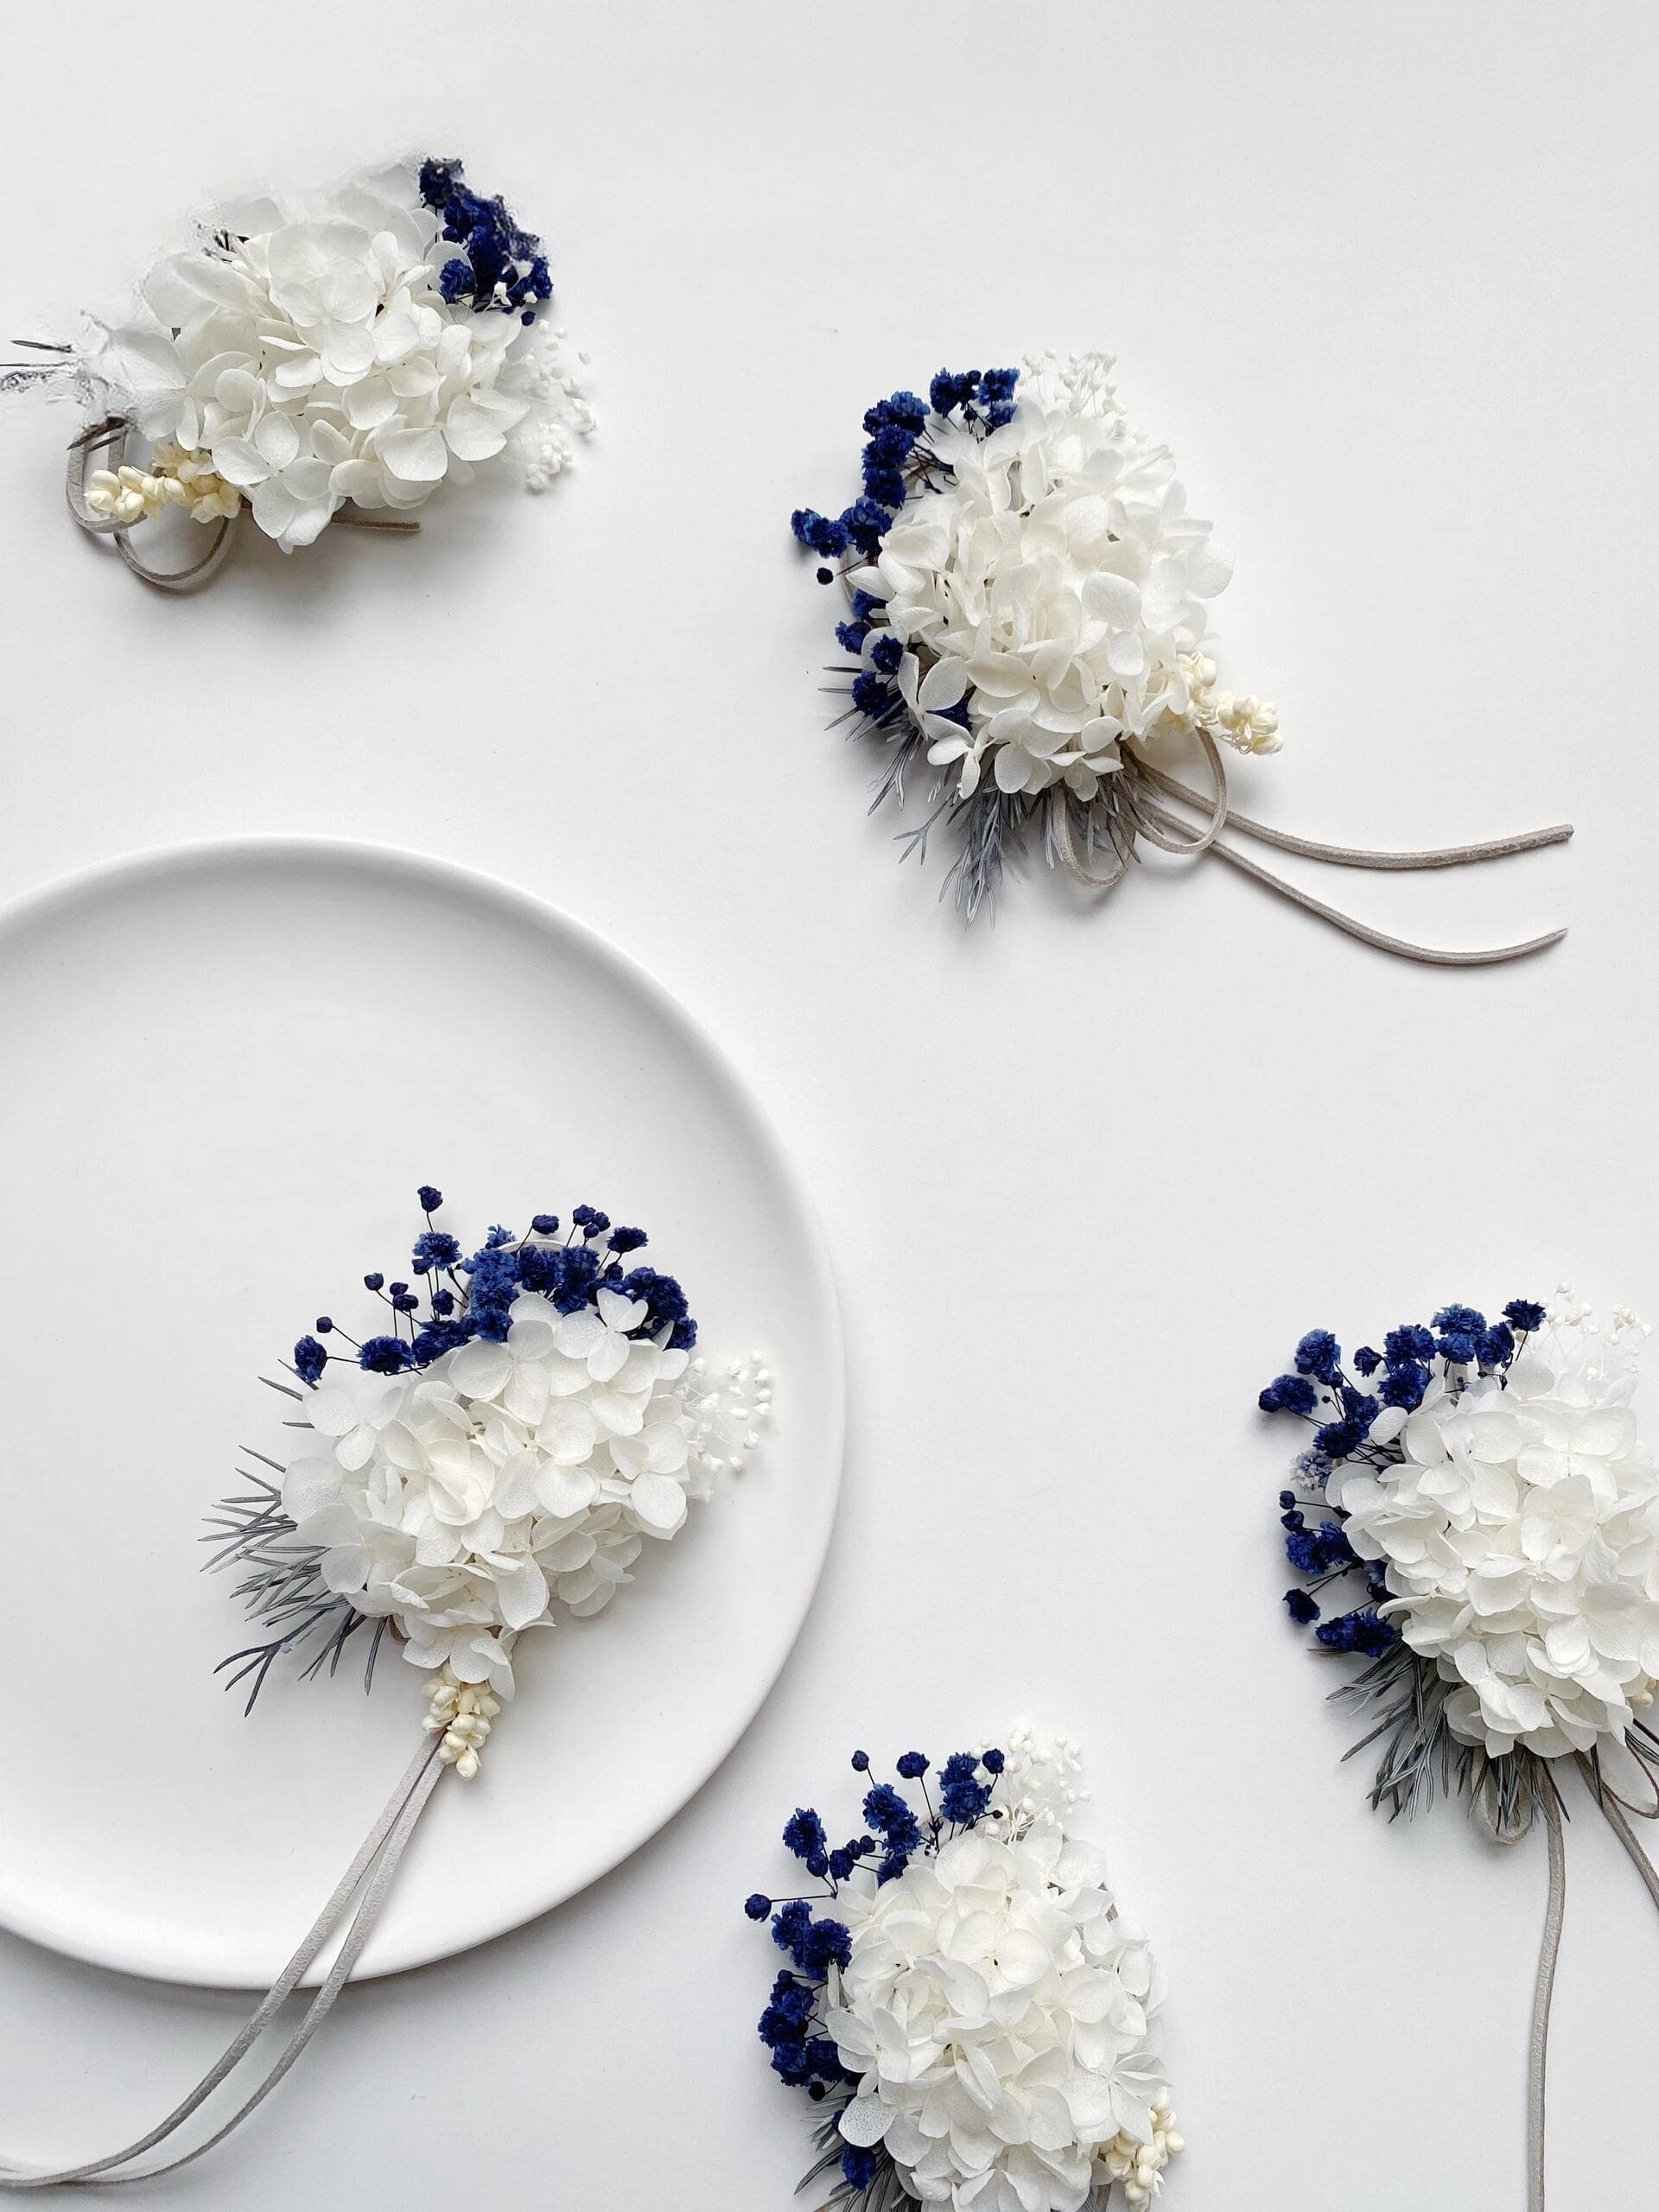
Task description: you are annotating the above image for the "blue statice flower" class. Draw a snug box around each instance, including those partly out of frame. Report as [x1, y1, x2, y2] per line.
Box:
[1315, 1607, 1399, 1657]
[293, 1334, 328, 1386]
[1285, 1520, 1357, 1576]
[869, 633, 904, 675]
[416, 1185, 444, 1213]
[842, 2147, 880, 2191]
[1383, 1324, 1435, 1365]
[895, 1752, 928, 1779]
[938, 1751, 992, 1826]
[1378, 1360, 1430, 1410]
[619, 1264, 696, 1350]
[411, 1230, 461, 1273]
[1259, 1373, 1318, 1415]
[790, 508, 849, 561]
[1285, 1587, 1320, 1624]
[852, 671, 895, 717]
[862, 1782, 923, 1860]
[1294, 1330, 1342, 1384]
[1503, 1299, 1547, 1332]
[1478, 1320, 1516, 1368]
[836, 620, 870, 655]
[417, 156, 551, 323]
[1313, 1417, 1364, 1459]
[358, 1334, 410, 1373]
[783, 1808, 828, 1864]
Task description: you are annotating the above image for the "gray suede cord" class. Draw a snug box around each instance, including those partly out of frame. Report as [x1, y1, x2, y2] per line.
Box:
[0, 1734, 446, 2188]
[1479, 1775, 1659, 2212]
[1526, 1790, 1567, 2212]
[1046, 745, 1572, 966]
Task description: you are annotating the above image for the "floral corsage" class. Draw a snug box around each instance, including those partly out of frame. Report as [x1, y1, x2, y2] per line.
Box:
[747, 1729, 1182, 2211]
[4, 156, 592, 588]
[791, 352, 1569, 963]
[1, 1189, 766, 2191]
[1262, 1290, 1657, 2205]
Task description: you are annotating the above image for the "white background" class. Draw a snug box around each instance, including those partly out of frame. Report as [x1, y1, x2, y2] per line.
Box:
[0, 2, 1655, 2206]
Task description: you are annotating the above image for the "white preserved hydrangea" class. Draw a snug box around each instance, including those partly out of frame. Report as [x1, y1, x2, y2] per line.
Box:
[281, 1285, 767, 1698]
[1333, 1297, 1659, 1759]
[82, 162, 589, 551]
[829, 1733, 1180, 2212]
[852, 351, 1274, 802]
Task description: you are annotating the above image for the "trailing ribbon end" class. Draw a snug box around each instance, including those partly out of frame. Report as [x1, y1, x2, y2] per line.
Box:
[0, 1732, 448, 2190]
[1120, 754, 1573, 968]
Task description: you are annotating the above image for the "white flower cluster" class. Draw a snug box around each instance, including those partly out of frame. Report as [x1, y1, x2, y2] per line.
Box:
[282, 1286, 769, 1700]
[830, 1735, 1180, 2212]
[1334, 1295, 1659, 1759]
[855, 350, 1272, 803]
[85, 163, 589, 550]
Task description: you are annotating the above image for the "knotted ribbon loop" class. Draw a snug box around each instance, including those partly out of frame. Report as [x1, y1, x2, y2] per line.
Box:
[65, 423, 237, 594]
[1046, 740, 1572, 967]
[64, 422, 422, 591]
[0, 1732, 446, 2189]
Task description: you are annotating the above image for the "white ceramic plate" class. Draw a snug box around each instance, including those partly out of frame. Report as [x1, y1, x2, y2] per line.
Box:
[0, 840, 842, 1988]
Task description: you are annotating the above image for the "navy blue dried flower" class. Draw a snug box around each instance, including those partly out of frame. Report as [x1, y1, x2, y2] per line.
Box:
[1478, 1321, 1516, 1368]
[791, 507, 849, 560]
[1285, 1587, 1320, 1624]
[293, 1335, 328, 1386]
[416, 1185, 444, 1213]
[1378, 1360, 1430, 1411]
[1383, 1325, 1435, 1365]
[842, 2147, 880, 2192]
[783, 1808, 828, 1864]
[1316, 1606, 1400, 1658]
[938, 1751, 991, 1825]
[840, 499, 893, 561]
[1260, 1374, 1318, 1416]
[1313, 1417, 1363, 1459]
[1294, 1331, 1342, 1384]
[1503, 1299, 1547, 1333]
[412, 1230, 461, 1273]
[359, 1334, 410, 1374]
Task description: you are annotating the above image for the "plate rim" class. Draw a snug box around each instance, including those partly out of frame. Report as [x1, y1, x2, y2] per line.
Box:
[0, 833, 845, 1987]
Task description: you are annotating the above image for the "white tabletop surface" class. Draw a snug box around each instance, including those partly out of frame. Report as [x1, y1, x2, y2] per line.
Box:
[1, 3, 1655, 2205]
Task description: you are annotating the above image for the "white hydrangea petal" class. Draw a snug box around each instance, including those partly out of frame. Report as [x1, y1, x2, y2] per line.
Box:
[448, 1339, 512, 1400]
[629, 1472, 688, 1537]
[379, 425, 449, 482]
